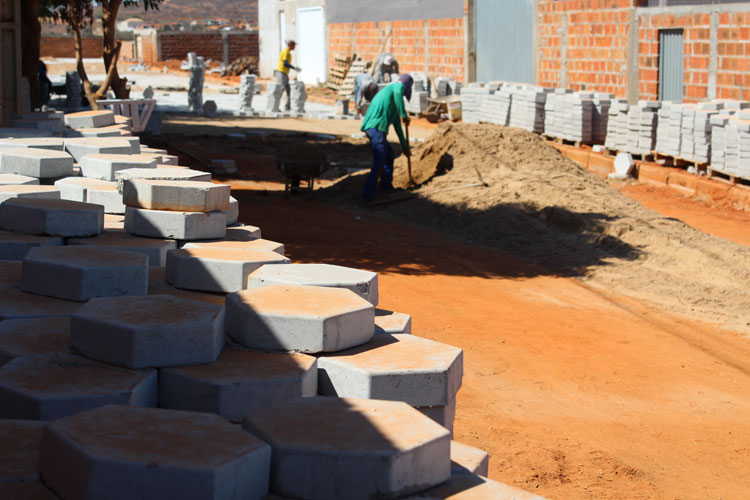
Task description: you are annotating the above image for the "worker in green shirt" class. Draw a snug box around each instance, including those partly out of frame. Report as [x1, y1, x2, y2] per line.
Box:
[360, 74, 413, 201]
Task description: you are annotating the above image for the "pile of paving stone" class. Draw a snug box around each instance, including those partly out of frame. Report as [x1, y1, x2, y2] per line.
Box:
[0, 109, 546, 499]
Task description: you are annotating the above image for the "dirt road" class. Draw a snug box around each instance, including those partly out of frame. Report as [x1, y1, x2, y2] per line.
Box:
[231, 191, 750, 500]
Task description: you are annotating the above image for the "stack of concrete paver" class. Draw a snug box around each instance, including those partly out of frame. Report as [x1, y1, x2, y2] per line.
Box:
[710, 113, 731, 171]
[693, 103, 722, 164]
[679, 104, 697, 160]
[509, 85, 548, 133]
[626, 101, 659, 156]
[480, 85, 512, 125]
[407, 73, 431, 114]
[654, 102, 683, 157]
[604, 99, 629, 151]
[592, 93, 613, 145]
[543, 89, 570, 138]
[0, 109, 547, 500]
[460, 84, 496, 124]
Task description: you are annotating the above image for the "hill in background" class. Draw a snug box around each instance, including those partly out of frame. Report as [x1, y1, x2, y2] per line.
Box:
[121, 0, 257, 26]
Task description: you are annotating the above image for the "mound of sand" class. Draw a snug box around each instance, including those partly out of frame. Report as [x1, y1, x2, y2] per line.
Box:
[330, 122, 750, 334]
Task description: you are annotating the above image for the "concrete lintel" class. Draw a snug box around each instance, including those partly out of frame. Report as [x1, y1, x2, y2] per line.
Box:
[708, 12, 718, 100]
[626, 9, 640, 104]
[636, 3, 750, 16]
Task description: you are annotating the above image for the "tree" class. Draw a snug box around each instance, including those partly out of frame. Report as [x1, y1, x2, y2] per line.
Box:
[40, 0, 162, 107]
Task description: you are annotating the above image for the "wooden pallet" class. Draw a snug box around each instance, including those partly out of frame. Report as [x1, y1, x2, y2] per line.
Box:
[650, 151, 708, 170]
[327, 54, 351, 92]
[339, 59, 371, 96]
[707, 167, 750, 186]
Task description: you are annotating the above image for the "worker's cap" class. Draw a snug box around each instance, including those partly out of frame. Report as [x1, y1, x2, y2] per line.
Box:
[398, 74, 413, 101]
[384, 55, 395, 66]
[287, 39, 296, 45]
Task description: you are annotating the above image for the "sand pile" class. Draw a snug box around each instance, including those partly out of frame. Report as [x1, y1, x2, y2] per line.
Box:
[339, 122, 750, 334]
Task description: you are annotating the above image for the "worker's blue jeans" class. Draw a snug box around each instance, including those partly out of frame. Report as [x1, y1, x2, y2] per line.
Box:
[363, 128, 394, 200]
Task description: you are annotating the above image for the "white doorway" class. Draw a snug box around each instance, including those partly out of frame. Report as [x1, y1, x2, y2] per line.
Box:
[279, 11, 287, 50]
[296, 7, 326, 85]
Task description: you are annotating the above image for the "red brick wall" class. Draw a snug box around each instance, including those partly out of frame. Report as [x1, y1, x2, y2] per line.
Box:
[40, 36, 103, 58]
[328, 17, 465, 82]
[140, 32, 159, 66]
[157, 32, 259, 62]
[537, 0, 635, 96]
[638, 10, 750, 102]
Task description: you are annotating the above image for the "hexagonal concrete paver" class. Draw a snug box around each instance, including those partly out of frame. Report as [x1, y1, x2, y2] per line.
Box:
[64, 110, 115, 129]
[0, 147, 74, 178]
[245, 263, 378, 305]
[0, 173, 39, 185]
[39, 405, 271, 500]
[0, 185, 60, 205]
[0, 198, 103, 237]
[225, 225, 261, 241]
[64, 137, 134, 163]
[79, 153, 158, 181]
[124, 206, 226, 240]
[183, 238, 285, 256]
[404, 474, 548, 500]
[226, 284, 375, 353]
[70, 294, 225, 369]
[450, 441, 489, 477]
[68, 231, 177, 267]
[0, 420, 44, 482]
[375, 309, 412, 334]
[123, 179, 230, 212]
[166, 248, 290, 293]
[0, 232, 62, 260]
[0, 284, 84, 320]
[243, 397, 450, 500]
[417, 396, 457, 434]
[160, 349, 317, 422]
[0, 317, 70, 366]
[317, 333, 463, 408]
[0, 353, 156, 420]
[21, 246, 148, 302]
[114, 167, 211, 190]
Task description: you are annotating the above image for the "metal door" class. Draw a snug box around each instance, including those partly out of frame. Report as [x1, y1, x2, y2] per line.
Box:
[296, 7, 327, 85]
[658, 29, 684, 102]
[475, 0, 534, 83]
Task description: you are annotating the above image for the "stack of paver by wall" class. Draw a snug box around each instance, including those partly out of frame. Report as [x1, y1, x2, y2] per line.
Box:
[544, 90, 594, 143]
[461, 83, 497, 124]
[508, 85, 549, 133]
[592, 93, 613, 145]
[0, 110, 547, 500]
[604, 99, 629, 151]
[654, 102, 683, 157]
[406, 73, 431, 115]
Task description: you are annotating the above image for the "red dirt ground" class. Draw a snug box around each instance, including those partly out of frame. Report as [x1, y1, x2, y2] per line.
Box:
[232, 187, 750, 500]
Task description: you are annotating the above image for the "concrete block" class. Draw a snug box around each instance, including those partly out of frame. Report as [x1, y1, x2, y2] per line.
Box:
[0, 352, 156, 420]
[68, 231, 177, 267]
[21, 246, 148, 301]
[39, 405, 271, 500]
[0, 420, 44, 482]
[64, 138, 133, 163]
[0, 198, 103, 237]
[0, 284, 84, 319]
[0, 185, 60, 205]
[0, 259, 21, 285]
[183, 238, 283, 255]
[159, 349, 317, 422]
[406, 474, 548, 500]
[450, 441, 489, 477]
[13, 117, 64, 133]
[317, 334, 463, 407]
[225, 224, 261, 241]
[0, 233, 62, 260]
[226, 284, 375, 353]
[0, 137, 65, 151]
[417, 396, 457, 434]
[125, 206, 226, 240]
[86, 184, 126, 214]
[166, 248, 289, 293]
[0, 317, 70, 366]
[224, 196, 238, 225]
[123, 179, 230, 212]
[140, 147, 168, 155]
[375, 309, 412, 334]
[80, 153, 158, 181]
[70, 294, 225, 369]
[0, 174, 40, 185]
[55, 176, 112, 202]
[121, 136, 142, 154]
[243, 397, 450, 500]
[115, 167, 211, 191]
[246, 264, 377, 305]
[68, 125, 127, 137]
[0, 148, 74, 178]
[0, 483, 59, 500]
[64, 110, 115, 129]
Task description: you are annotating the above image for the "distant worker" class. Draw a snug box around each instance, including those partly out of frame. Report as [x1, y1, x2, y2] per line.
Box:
[38, 60, 52, 108]
[374, 53, 399, 84]
[353, 72, 380, 115]
[276, 40, 301, 111]
[360, 74, 413, 202]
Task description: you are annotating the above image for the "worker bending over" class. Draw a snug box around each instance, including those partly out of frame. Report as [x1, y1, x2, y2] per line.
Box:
[360, 74, 413, 202]
[353, 73, 380, 115]
[374, 53, 399, 84]
[275, 40, 301, 111]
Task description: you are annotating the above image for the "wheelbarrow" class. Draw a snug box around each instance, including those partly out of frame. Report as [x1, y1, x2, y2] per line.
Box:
[424, 95, 463, 123]
[277, 159, 329, 199]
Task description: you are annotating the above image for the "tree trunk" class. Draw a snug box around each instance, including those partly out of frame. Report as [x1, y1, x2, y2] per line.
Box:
[21, 0, 41, 110]
[69, 0, 99, 110]
[101, 0, 129, 98]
